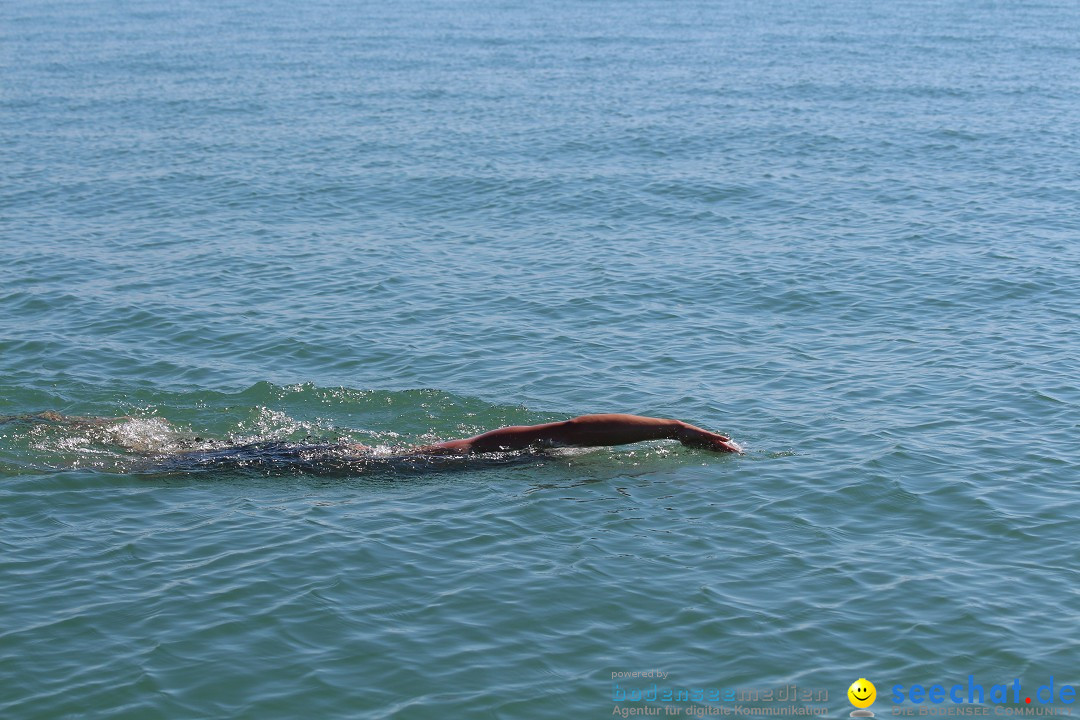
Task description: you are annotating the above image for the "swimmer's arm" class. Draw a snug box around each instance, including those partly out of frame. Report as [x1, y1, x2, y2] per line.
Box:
[418, 414, 741, 454]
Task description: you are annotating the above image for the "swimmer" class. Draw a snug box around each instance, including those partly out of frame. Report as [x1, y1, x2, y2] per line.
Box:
[3, 411, 742, 455]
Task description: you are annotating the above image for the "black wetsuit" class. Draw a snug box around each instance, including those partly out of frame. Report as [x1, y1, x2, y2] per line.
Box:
[150, 440, 543, 476]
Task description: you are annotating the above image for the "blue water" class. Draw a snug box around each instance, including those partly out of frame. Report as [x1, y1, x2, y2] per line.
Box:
[2, 0, 1079, 717]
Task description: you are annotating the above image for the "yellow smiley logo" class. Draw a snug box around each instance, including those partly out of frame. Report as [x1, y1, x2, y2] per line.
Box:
[848, 678, 877, 709]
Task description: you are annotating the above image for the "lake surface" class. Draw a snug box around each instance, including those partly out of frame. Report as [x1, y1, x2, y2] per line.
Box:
[2, 0, 1078, 717]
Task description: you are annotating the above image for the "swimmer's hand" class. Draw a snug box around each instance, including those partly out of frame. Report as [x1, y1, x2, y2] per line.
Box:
[675, 423, 743, 453]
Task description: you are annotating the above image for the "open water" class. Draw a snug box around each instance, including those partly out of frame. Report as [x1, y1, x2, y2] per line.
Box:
[2, 0, 1078, 718]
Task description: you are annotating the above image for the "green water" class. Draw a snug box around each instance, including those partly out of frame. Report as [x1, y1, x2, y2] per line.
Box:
[2, 0, 1079, 717]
